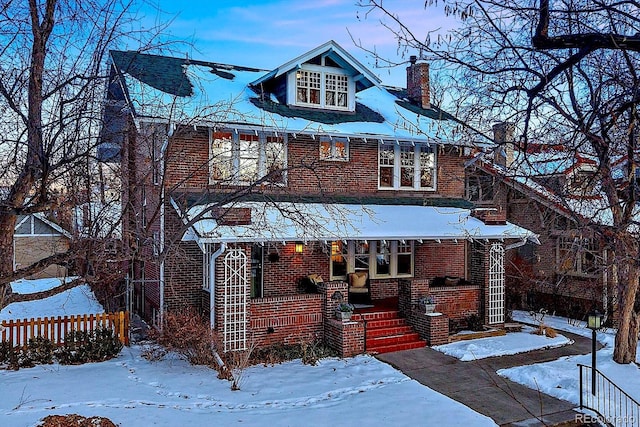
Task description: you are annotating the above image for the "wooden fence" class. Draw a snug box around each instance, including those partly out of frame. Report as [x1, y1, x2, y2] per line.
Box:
[0, 311, 130, 348]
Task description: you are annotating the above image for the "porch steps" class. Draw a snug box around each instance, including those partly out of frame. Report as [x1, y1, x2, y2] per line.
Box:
[354, 309, 426, 354]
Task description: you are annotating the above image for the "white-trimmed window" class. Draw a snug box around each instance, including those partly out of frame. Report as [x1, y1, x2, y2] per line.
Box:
[209, 131, 286, 185]
[320, 137, 349, 161]
[296, 70, 321, 105]
[378, 143, 436, 190]
[290, 66, 355, 111]
[557, 236, 598, 276]
[331, 240, 414, 279]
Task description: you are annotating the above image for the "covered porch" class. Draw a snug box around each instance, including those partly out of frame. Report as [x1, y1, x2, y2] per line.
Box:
[175, 200, 537, 354]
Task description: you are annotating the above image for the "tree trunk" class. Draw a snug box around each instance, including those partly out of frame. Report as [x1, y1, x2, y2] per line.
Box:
[613, 262, 640, 364]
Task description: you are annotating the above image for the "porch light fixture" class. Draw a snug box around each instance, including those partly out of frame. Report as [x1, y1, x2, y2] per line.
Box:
[587, 309, 603, 395]
[295, 242, 304, 253]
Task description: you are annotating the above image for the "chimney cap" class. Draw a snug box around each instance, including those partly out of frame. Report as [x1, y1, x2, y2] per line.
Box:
[409, 55, 417, 64]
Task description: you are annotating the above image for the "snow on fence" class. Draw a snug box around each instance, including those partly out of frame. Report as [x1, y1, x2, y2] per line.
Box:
[0, 311, 130, 348]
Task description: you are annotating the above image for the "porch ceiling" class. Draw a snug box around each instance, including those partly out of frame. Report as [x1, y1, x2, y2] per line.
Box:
[174, 201, 538, 245]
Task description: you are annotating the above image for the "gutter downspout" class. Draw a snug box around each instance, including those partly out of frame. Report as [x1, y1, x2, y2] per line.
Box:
[158, 123, 173, 329]
[209, 243, 227, 329]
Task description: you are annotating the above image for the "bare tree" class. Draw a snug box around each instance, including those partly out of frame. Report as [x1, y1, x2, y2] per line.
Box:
[357, 0, 640, 363]
[0, 0, 160, 309]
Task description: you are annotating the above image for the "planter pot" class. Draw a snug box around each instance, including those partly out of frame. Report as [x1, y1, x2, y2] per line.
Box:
[336, 311, 353, 321]
[423, 303, 437, 314]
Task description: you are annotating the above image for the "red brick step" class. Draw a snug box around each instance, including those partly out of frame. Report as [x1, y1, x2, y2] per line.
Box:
[354, 308, 426, 355]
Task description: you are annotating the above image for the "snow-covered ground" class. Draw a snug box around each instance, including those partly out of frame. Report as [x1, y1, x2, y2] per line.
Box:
[0, 277, 104, 322]
[499, 311, 640, 405]
[0, 347, 498, 427]
[433, 325, 573, 361]
[0, 278, 497, 427]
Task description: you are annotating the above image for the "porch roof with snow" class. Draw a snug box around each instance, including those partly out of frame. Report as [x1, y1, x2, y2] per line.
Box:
[174, 201, 538, 244]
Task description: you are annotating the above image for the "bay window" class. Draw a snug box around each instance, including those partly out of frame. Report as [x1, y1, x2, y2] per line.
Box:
[209, 131, 286, 185]
[378, 143, 436, 190]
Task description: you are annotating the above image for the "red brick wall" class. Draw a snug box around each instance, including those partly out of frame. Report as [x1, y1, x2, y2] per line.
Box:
[430, 285, 481, 321]
[411, 312, 449, 346]
[262, 242, 329, 297]
[164, 128, 469, 199]
[325, 319, 364, 357]
[415, 241, 467, 279]
[249, 294, 323, 346]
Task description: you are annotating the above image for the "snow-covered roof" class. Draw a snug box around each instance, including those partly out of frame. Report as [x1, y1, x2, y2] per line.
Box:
[110, 45, 483, 146]
[174, 201, 537, 244]
[250, 40, 381, 88]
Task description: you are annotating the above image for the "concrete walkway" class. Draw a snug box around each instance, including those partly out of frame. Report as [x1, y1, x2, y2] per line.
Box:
[377, 330, 596, 426]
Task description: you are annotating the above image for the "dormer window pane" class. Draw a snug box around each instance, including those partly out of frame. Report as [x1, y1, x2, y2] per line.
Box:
[296, 70, 321, 105]
[325, 73, 348, 108]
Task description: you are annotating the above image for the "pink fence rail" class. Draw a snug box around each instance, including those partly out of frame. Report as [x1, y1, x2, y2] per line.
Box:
[0, 311, 130, 348]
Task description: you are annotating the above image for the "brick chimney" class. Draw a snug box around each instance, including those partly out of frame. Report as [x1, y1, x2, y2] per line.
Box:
[492, 122, 515, 167]
[406, 56, 430, 109]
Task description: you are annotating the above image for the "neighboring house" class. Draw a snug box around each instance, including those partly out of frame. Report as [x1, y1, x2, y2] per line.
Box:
[102, 41, 536, 355]
[13, 213, 71, 279]
[466, 132, 613, 320]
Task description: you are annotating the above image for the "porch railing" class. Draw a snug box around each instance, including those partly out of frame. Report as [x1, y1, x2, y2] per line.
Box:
[579, 363, 640, 426]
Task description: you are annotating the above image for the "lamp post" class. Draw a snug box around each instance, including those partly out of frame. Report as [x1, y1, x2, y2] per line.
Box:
[587, 310, 603, 396]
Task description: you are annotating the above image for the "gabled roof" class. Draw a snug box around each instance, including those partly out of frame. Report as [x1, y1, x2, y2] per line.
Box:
[108, 43, 486, 146]
[250, 40, 381, 90]
[15, 213, 71, 238]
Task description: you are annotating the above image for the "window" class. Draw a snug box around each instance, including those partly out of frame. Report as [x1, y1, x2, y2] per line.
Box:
[330, 241, 348, 280]
[292, 67, 353, 111]
[378, 143, 436, 190]
[296, 70, 321, 105]
[209, 131, 286, 185]
[466, 173, 494, 202]
[325, 73, 348, 108]
[332, 240, 414, 279]
[320, 137, 349, 161]
[557, 236, 598, 276]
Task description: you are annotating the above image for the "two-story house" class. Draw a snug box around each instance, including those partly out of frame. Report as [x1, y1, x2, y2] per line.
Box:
[465, 131, 613, 321]
[103, 41, 535, 355]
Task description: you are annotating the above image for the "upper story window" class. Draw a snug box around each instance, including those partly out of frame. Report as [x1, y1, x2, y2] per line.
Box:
[320, 137, 349, 161]
[466, 173, 494, 203]
[378, 143, 436, 190]
[210, 131, 286, 185]
[557, 236, 598, 277]
[290, 65, 355, 111]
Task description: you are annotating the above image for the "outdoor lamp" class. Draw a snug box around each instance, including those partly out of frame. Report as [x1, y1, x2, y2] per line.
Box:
[587, 310, 603, 330]
[295, 242, 304, 253]
[587, 309, 603, 395]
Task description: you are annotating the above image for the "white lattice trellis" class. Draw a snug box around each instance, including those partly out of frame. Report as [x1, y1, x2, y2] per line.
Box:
[223, 249, 247, 352]
[488, 243, 505, 325]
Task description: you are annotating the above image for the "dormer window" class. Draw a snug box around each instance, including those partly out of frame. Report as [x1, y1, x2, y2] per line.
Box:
[290, 66, 354, 111]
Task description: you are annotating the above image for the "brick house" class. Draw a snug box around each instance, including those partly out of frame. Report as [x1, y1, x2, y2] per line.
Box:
[465, 131, 613, 320]
[13, 213, 71, 279]
[103, 41, 535, 355]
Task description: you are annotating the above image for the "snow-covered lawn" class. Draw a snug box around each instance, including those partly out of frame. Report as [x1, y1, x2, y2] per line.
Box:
[0, 278, 497, 427]
[0, 346, 498, 427]
[433, 325, 573, 361]
[0, 277, 104, 322]
[498, 311, 640, 405]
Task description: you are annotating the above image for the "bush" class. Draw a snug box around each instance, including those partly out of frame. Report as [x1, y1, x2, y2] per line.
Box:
[55, 327, 123, 365]
[25, 336, 55, 365]
[250, 341, 338, 366]
[152, 308, 223, 368]
[465, 314, 485, 331]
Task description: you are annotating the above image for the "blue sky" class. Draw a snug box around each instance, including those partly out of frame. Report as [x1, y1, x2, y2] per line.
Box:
[137, 0, 457, 87]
